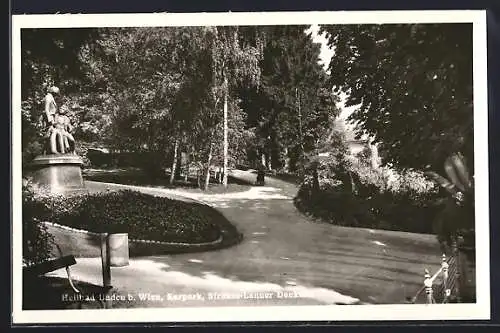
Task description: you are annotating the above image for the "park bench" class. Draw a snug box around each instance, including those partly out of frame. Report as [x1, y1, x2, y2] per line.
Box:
[23, 242, 115, 309]
[23, 244, 81, 294]
[24, 233, 129, 309]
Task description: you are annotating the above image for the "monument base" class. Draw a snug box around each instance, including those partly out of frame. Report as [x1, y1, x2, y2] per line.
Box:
[29, 154, 87, 195]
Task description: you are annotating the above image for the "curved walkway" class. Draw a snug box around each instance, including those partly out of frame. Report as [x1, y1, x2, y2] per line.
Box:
[48, 169, 442, 307]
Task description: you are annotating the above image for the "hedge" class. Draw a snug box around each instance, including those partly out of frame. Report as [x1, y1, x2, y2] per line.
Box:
[294, 155, 443, 234]
[22, 183, 55, 266]
[294, 177, 442, 234]
[29, 190, 222, 243]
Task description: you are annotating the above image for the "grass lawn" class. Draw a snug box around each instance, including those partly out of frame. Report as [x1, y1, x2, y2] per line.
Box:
[244, 169, 303, 185]
[83, 167, 252, 194]
[265, 172, 303, 185]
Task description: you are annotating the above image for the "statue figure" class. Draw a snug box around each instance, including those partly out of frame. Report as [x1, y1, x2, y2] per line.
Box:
[44, 86, 59, 126]
[48, 105, 75, 154]
[42, 86, 76, 154]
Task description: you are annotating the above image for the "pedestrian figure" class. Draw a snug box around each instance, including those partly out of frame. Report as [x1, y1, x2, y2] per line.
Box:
[256, 163, 266, 186]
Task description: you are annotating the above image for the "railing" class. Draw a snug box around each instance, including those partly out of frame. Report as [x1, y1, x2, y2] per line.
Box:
[409, 252, 460, 304]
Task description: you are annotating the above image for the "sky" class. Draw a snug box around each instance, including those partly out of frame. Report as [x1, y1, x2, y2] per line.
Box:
[306, 25, 335, 74]
[306, 25, 360, 141]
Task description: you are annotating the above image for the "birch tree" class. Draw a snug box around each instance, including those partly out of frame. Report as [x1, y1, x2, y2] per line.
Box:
[207, 26, 261, 187]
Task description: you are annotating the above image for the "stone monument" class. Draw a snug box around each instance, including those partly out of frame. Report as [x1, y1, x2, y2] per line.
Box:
[28, 87, 86, 195]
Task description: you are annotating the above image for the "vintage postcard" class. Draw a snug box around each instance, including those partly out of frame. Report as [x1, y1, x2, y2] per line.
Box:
[11, 10, 490, 324]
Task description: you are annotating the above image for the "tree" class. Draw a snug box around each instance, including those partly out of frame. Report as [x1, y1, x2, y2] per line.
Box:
[21, 26, 340, 189]
[207, 26, 261, 187]
[78, 27, 208, 177]
[240, 26, 340, 173]
[321, 24, 473, 172]
[76, 26, 262, 190]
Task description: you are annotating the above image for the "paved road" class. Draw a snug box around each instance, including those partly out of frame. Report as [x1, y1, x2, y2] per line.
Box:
[48, 169, 442, 307]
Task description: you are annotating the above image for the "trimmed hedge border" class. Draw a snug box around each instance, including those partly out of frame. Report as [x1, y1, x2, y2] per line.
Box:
[42, 221, 223, 247]
[32, 189, 226, 243]
[26, 184, 244, 256]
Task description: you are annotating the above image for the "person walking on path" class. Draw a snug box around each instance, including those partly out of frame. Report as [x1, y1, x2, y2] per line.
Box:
[256, 163, 266, 186]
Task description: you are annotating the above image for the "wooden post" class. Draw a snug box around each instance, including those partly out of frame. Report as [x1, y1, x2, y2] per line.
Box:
[424, 269, 433, 304]
[100, 233, 112, 308]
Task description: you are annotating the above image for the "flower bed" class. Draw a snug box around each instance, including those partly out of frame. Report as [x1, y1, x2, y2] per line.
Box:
[28, 190, 227, 244]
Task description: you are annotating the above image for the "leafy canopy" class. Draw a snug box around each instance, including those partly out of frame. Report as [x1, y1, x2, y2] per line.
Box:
[321, 24, 473, 172]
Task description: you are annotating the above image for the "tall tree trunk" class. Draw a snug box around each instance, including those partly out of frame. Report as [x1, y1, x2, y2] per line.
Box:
[197, 162, 202, 189]
[175, 145, 182, 180]
[296, 87, 305, 174]
[203, 140, 213, 191]
[222, 77, 229, 188]
[184, 160, 189, 182]
[169, 137, 179, 185]
[267, 150, 272, 171]
[284, 146, 290, 173]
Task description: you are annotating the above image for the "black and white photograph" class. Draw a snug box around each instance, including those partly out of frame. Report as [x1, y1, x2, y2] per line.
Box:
[11, 10, 490, 323]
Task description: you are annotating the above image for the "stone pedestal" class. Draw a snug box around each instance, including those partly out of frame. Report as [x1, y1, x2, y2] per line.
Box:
[29, 154, 86, 195]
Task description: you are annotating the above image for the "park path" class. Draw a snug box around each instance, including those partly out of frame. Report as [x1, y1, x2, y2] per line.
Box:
[48, 169, 442, 307]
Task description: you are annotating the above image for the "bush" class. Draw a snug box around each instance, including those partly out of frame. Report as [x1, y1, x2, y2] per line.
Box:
[74, 143, 92, 168]
[33, 190, 221, 243]
[22, 182, 55, 266]
[294, 155, 441, 234]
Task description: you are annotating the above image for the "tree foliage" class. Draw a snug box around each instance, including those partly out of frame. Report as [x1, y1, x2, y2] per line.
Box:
[21, 25, 345, 188]
[321, 24, 473, 172]
[240, 26, 340, 172]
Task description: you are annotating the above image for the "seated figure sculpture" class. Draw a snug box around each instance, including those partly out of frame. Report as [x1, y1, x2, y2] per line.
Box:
[47, 106, 75, 154]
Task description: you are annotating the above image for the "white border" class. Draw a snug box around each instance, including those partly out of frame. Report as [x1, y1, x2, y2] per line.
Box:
[11, 10, 490, 324]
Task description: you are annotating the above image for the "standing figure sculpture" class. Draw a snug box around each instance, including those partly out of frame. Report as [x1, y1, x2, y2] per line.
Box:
[42, 86, 75, 154]
[44, 86, 59, 126]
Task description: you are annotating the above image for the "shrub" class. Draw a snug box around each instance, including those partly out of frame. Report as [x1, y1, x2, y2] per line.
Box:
[22, 181, 54, 266]
[22, 141, 44, 168]
[74, 143, 92, 168]
[33, 190, 221, 243]
[294, 155, 441, 234]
